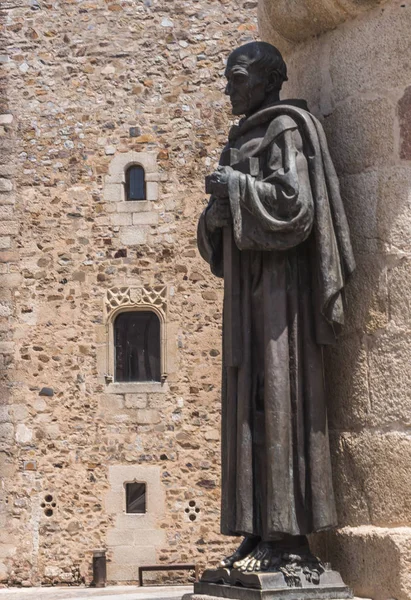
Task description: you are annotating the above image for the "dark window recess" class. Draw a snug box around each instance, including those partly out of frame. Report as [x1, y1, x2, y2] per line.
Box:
[114, 311, 161, 382]
[126, 165, 146, 200]
[126, 482, 146, 514]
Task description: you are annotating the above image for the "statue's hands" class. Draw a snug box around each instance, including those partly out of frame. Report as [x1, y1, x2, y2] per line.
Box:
[205, 166, 233, 197]
[205, 196, 231, 232]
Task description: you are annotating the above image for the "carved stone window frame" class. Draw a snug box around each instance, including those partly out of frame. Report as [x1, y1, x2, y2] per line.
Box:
[103, 151, 160, 246]
[104, 285, 168, 393]
[104, 151, 159, 204]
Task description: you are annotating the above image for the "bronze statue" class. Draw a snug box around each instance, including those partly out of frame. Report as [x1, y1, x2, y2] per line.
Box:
[197, 42, 355, 590]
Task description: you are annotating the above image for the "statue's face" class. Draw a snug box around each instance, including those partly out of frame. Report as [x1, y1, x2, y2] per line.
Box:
[224, 54, 267, 117]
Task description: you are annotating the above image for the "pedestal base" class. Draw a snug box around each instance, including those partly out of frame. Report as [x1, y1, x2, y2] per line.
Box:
[184, 567, 353, 600]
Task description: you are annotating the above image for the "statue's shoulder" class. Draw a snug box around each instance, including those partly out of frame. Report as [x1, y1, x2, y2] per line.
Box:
[264, 112, 299, 140]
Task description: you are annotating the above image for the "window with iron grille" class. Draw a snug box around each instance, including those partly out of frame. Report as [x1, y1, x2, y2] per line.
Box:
[125, 164, 146, 201]
[114, 311, 161, 382]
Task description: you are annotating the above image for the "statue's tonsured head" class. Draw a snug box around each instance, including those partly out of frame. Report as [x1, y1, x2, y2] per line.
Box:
[225, 42, 288, 116]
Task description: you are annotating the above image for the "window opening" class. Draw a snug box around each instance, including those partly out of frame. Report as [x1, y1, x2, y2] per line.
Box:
[126, 165, 146, 201]
[114, 311, 161, 382]
[126, 482, 146, 514]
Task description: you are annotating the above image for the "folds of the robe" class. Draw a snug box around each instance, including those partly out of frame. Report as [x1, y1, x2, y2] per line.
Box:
[197, 101, 355, 538]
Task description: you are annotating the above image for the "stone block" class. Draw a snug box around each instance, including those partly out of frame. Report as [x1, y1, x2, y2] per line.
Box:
[0, 273, 22, 288]
[0, 206, 13, 219]
[133, 528, 166, 546]
[320, 527, 411, 600]
[145, 172, 160, 182]
[110, 213, 132, 226]
[103, 183, 123, 203]
[111, 544, 157, 566]
[104, 491, 125, 514]
[98, 394, 124, 413]
[0, 115, 13, 125]
[0, 303, 11, 319]
[107, 527, 165, 547]
[0, 424, 13, 445]
[282, 38, 324, 116]
[388, 256, 411, 328]
[0, 544, 16, 559]
[146, 182, 159, 201]
[135, 409, 161, 425]
[125, 393, 147, 409]
[0, 237, 11, 250]
[0, 342, 14, 353]
[113, 512, 156, 531]
[0, 179, 12, 193]
[116, 200, 152, 213]
[106, 382, 167, 395]
[323, 97, 395, 175]
[119, 226, 150, 246]
[132, 211, 159, 226]
[0, 222, 18, 236]
[330, 3, 411, 103]
[331, 432, 411, 527]
[338, 171, 378, 255]
[259, 0, 382, 44]
[10, 404, 29, 422]
[0, 407, 10, 423]
[376, 166, 411, 252]
[340, 253, 388, 336]
[0, 194, 15, 206]
[367, 331, 411, 427]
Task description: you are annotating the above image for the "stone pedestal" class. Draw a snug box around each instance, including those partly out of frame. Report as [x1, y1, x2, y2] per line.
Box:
[183, 566, 353, 600]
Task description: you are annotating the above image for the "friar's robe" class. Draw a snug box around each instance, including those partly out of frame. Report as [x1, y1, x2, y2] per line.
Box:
[197, 100, 355, 540]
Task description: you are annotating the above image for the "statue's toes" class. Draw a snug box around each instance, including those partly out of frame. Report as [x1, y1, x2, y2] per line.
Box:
[220, 558, 232, 568]
[233, 558, 245, 569]
[261, 558, 270, 571]
[254, 560, 261, 572]
[311, 571, 320, 585]
[246, 559, 256, 572]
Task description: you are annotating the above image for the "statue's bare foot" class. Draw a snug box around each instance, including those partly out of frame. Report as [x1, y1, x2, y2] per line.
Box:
[233, 541, 282, 572]
[220, 536, 260, 569]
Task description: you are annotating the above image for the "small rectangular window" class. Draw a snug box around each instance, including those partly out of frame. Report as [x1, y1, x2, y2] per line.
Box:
[126, 482, 146, 514]
[126, 165, 145, 200]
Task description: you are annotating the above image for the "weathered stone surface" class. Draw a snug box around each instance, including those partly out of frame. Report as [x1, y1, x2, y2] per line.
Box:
[367, 332, 411, 427]
[119, 226, 150, 246]
[331, 433, 411, 527]
[324, 335, 369, 433]
[376, 166, 411, 252]
[259, 0, 385, 46]
[323, 97, 395, 175]
[318, 527, 411, 600]
[329, 3, 411, 103]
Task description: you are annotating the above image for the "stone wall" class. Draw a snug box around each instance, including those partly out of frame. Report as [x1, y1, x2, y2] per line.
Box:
[0, 0, 257, 586]
[260, 1, 411, 599]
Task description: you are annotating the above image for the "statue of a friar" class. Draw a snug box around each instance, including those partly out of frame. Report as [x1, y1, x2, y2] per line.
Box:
[197, 41, 355, 586]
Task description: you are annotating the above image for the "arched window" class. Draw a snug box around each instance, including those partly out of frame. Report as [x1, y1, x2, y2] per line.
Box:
[125, 165, 146, 201]
[114, 311, 161, 382]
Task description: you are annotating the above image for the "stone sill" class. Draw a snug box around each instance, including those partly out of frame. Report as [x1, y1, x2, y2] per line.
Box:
[105, 381, 168, 395]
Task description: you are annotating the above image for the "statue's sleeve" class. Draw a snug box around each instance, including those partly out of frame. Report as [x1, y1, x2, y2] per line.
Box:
[197, 197, 224, 278]
[228, 124, 315, 251]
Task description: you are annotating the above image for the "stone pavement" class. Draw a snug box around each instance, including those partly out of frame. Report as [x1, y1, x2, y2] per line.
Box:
[0, 586, 193, 600]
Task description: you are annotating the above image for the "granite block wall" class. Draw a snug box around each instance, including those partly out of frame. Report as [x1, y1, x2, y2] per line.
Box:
[260, 1, 411, 598]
